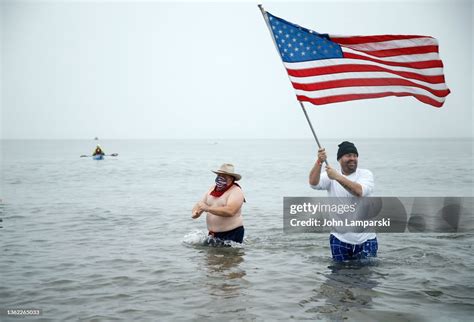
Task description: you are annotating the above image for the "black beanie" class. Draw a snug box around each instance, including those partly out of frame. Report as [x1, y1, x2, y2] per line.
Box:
[337, 141, 358, 160]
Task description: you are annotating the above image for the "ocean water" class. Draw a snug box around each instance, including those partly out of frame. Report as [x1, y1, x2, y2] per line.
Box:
[1, 139, 473, 321]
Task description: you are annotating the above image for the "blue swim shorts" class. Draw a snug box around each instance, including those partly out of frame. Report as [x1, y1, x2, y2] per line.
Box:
[329, 234, 378, 262]
[208, 226, 244, 244]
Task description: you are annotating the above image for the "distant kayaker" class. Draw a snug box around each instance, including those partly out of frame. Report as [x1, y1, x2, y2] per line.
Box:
[192, 163, 245, 244]
[92, 145, 104, 156]
[309, 141, 377, 261]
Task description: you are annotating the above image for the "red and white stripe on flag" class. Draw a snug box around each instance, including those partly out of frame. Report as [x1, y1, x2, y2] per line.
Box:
[285, 34, 450, 108]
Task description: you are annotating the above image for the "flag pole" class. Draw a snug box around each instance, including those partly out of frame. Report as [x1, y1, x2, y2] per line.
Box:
[258, 4, 328, 165]
[299, 101, 323, 148]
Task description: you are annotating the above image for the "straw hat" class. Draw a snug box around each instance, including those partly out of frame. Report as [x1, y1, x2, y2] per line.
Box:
[211, 163, 242, 181]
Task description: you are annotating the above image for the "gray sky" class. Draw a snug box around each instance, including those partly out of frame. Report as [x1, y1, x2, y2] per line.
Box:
[1, 0, 472, 139]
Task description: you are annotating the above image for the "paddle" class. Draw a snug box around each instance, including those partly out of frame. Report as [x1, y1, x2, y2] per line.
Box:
[80, 153, 119, 157]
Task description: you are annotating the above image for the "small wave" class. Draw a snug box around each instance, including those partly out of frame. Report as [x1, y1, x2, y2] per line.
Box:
[207, 238, 244, 248]
[45, 279, 76, 286]
[3, 215, 26, 220]
[424, 289, 443, 297]
[182, 230, 244, 248]
[182, 229, 208, 245]
[435, 233, 473, 240]
[98, 293, 132, 300]
[327, 258, 379, 270]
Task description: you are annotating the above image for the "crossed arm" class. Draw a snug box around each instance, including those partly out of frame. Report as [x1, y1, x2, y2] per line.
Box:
[192, 188, 244, 218]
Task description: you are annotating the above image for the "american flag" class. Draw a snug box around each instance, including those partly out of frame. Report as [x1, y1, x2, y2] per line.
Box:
[265, 11, 450, 108]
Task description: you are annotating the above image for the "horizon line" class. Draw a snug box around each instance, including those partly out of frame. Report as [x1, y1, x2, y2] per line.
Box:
[1, 137, 473, 141]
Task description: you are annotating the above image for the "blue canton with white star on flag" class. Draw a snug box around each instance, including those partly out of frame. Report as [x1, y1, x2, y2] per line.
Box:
[267, 12, 343, 63]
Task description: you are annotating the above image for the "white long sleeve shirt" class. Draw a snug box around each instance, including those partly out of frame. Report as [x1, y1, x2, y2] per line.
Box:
[311, 168, 376, 244]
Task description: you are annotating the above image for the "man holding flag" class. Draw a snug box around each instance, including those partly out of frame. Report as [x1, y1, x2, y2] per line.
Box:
[309, 142, 377, 262]
[259, 5, 449, 261]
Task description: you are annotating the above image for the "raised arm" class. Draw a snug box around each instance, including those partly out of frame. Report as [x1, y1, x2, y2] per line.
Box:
[309, 148, 326, 185]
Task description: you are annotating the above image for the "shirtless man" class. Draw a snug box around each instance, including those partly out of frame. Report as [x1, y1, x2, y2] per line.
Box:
[192, 163, 245, 244]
